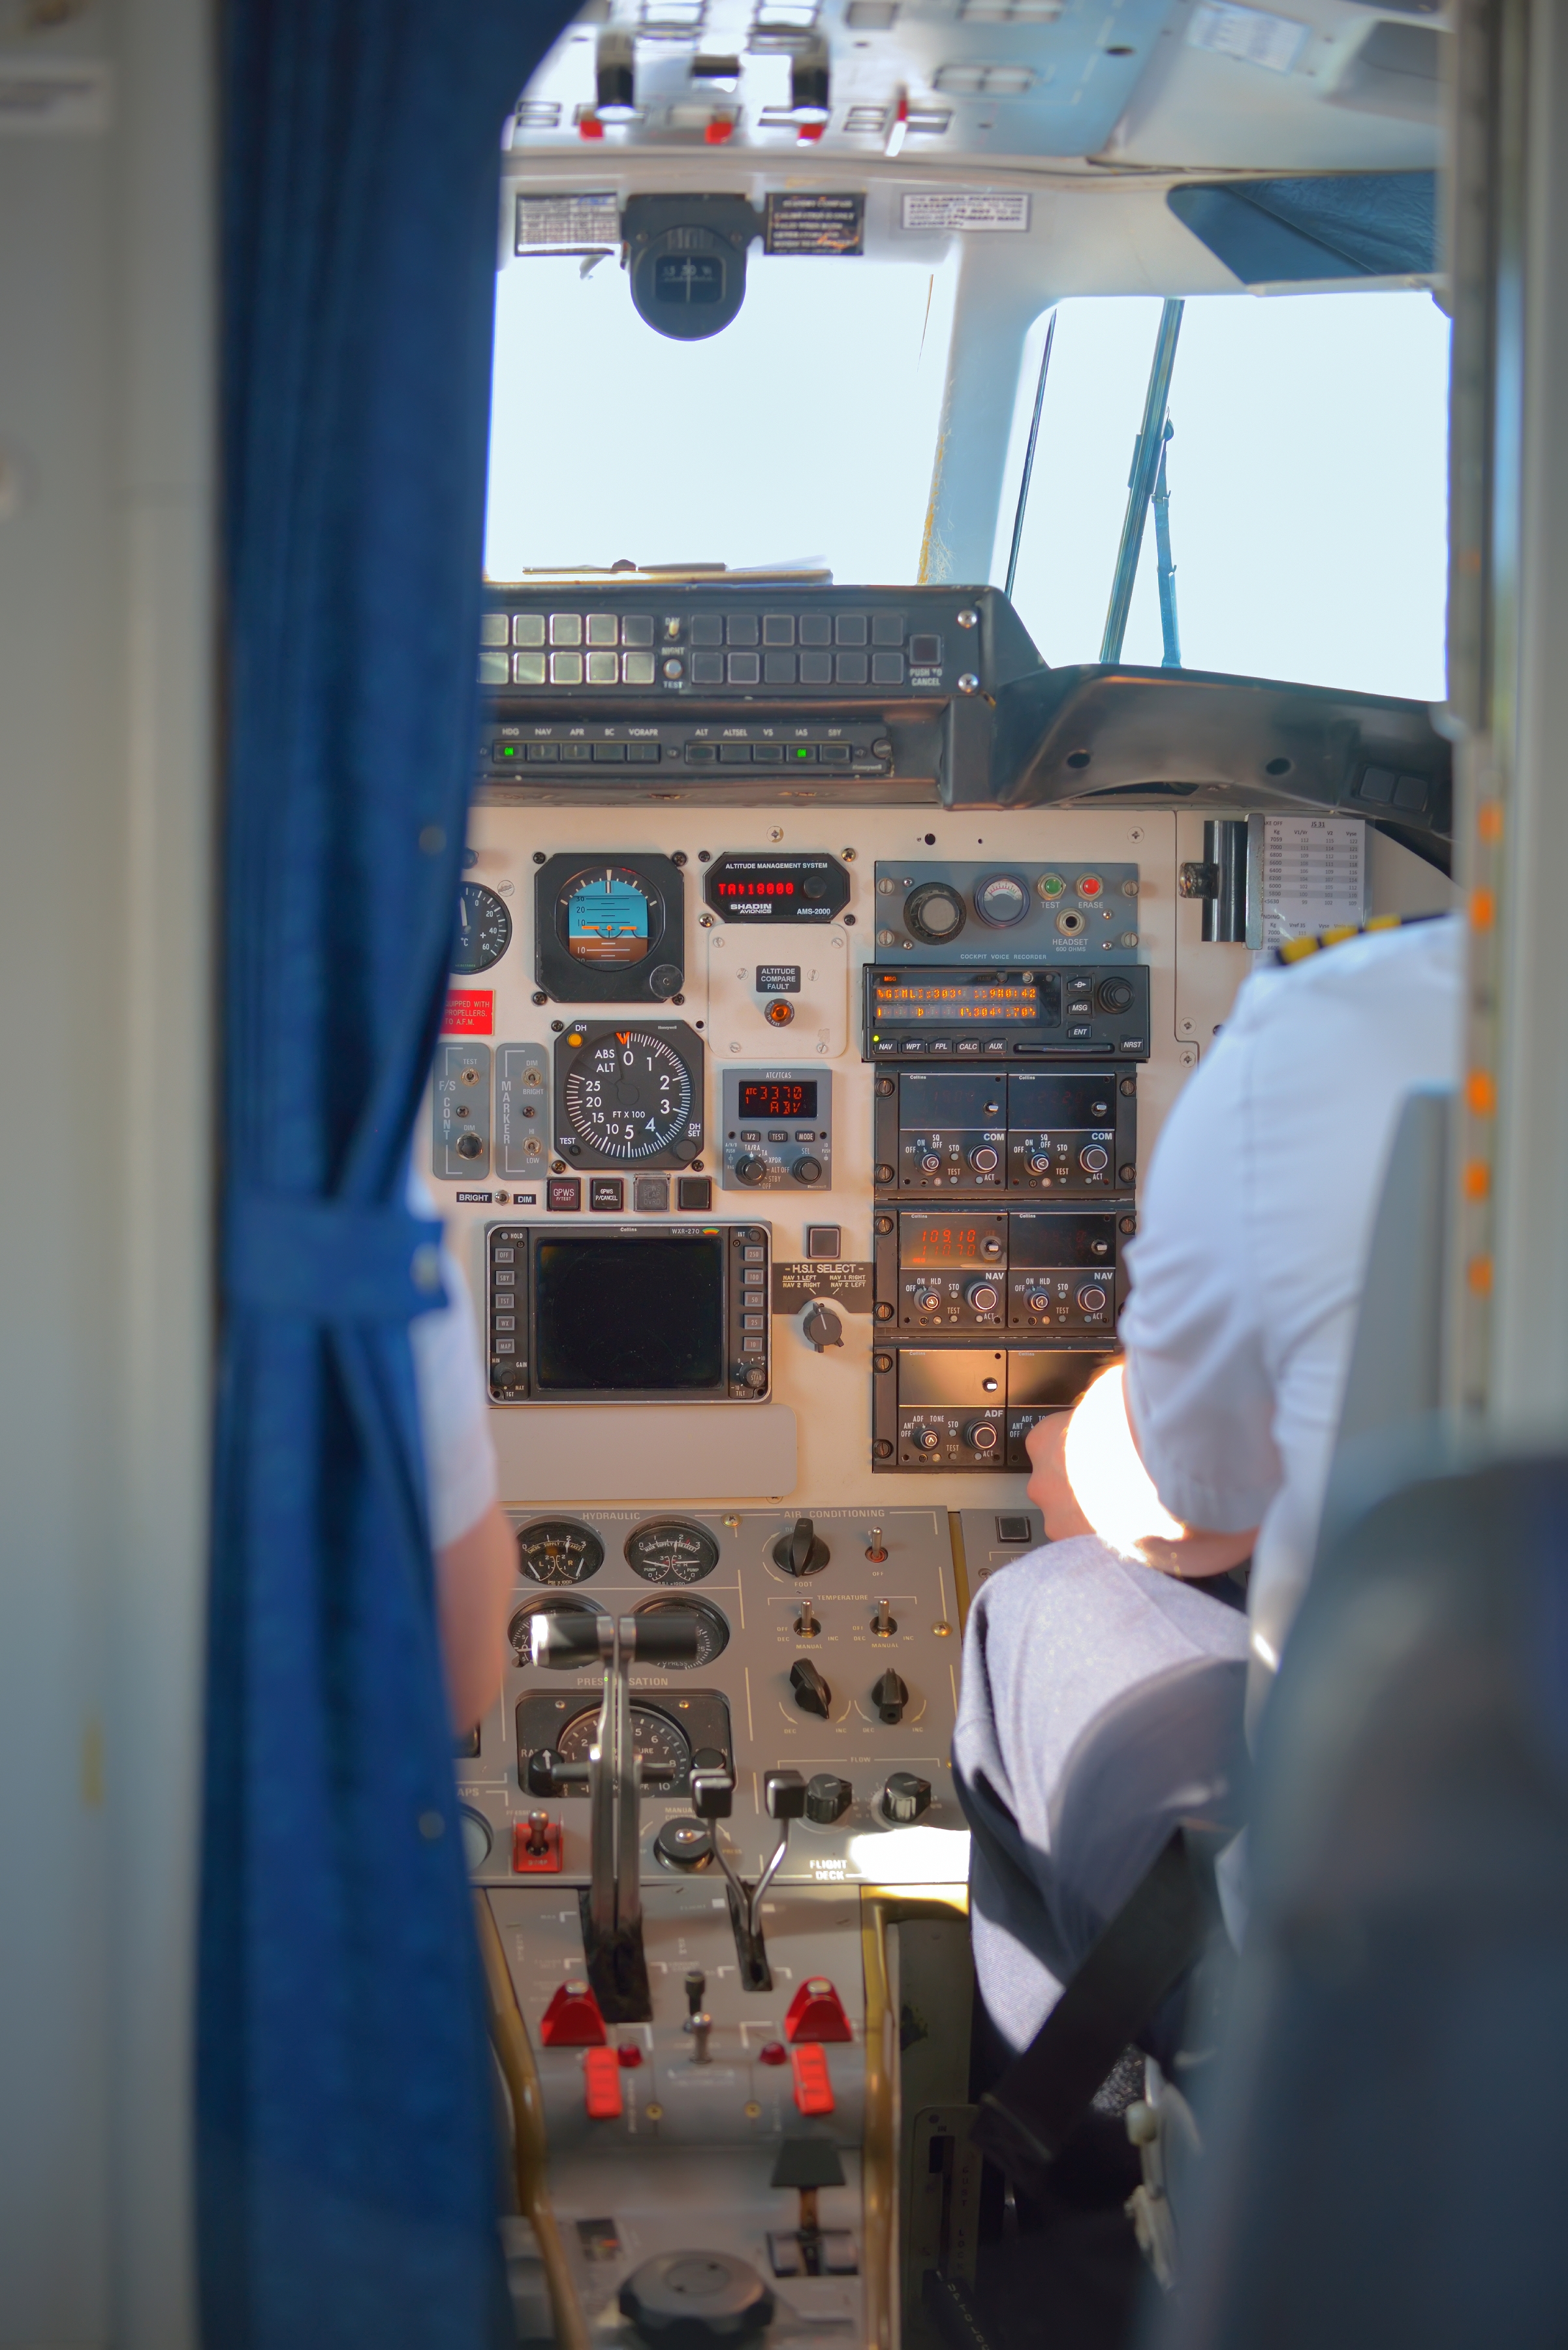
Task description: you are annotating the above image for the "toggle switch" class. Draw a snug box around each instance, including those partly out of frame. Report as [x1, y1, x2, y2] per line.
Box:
[790, 1657, 833, 1719]
[870, 1596, 898, 1636]
[871, 1670, 909, 1725]
[512, 1811, 563, 1874]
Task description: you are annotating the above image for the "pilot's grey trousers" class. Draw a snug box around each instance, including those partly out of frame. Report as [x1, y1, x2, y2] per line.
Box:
[953, 1537, 1251, 2052]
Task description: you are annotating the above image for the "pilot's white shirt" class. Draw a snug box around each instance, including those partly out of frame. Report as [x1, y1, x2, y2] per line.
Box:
[1119, 913, 1464, 1663]
[407, 1167, 499, 1549]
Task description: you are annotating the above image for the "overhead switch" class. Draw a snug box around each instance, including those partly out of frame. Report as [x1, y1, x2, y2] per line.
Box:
[789, 1658, 833, 1719]
[541, 1978, 608, 2048]
[784, 1975, 853, 2044]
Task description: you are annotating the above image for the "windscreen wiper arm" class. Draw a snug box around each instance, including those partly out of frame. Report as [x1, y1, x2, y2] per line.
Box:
[1101, 297, 1184, 665]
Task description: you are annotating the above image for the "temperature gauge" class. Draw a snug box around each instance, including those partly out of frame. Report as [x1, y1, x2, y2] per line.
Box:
[452, 882, 512, 974]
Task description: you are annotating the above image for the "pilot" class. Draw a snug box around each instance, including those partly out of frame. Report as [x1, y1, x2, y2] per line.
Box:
[954, 909, 1465, 2049]
[409, 1170, 515, 1732]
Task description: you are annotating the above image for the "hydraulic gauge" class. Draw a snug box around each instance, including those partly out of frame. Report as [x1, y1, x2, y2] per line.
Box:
[554, 1020, 704, 1169]
[452, 882, 512, 974]
[633, 1595, 730, 1667]
[625, 1518, 721, 1584]
[509, 1593, 604, 1667]
[535, 852, 684, 1003]
[514, 1518, 604, 1586]
[557, 1704, 693, 1791]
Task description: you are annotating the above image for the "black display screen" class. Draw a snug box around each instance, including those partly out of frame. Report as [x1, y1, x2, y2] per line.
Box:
[1009, 1214, 1118, 1269]
[1009, 1073, 1116, 1128]
[738, 1080, 817, 1119]
[535, 1236, 725, 1393]
[900, 1071, 1006, 1127]
[873, 978, 1041, 1024]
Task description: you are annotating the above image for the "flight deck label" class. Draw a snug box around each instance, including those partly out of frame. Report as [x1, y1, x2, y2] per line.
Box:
[901, 192, 1031, 232]
[764, 192, 865, 256]
[514, 191, 619, 251]
[442, 989, 494, 1035]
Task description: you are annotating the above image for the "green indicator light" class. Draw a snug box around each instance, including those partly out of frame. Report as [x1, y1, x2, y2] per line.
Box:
[793, 747, 811, 760]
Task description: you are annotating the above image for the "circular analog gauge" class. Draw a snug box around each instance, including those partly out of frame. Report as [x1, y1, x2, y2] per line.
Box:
[974, 872, 1030, 928]
[560, 865, 656, 969]
[515, 1518, 604, 1586]
[452, 881, 512, 974]
[562, 1030, 695, 1163]
[625, 1518, 721, 1586]
[509, 1593, 604, 1667]
[460, 1807, 494, 1872]
[556, 1704, 693, 1791]
[633, 1595, 730, 1668]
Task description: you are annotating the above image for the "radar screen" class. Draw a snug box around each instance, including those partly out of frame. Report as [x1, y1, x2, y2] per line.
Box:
[535, 851, 685, 1003]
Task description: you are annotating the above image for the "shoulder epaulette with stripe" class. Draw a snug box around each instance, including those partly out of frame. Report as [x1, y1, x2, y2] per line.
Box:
[1273, 909, 1447, 968]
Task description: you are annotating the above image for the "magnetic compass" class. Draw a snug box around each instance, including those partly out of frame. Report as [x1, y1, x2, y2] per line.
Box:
[555, 1021, 704, 1169]
[514, 1518, 604, 1586]
[625, 1518, 721, 1585]
[452, 882, 512, 975]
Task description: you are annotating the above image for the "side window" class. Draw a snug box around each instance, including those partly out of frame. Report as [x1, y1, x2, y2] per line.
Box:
[996, 290, 1450, 702]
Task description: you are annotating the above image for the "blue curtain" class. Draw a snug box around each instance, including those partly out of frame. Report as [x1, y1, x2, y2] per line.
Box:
[202, 7, 576, 2343]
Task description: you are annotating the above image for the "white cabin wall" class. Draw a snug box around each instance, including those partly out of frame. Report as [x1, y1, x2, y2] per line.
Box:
[0, 0, 213, 2341]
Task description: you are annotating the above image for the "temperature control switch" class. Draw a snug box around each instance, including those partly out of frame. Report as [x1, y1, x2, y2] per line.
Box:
[721, 1068, 834, 1192]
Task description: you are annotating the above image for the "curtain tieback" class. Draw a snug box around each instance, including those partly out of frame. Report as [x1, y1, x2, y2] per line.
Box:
[227, 1193, 448, 1321]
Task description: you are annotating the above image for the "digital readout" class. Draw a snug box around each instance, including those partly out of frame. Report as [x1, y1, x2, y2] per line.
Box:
[901, 1219, 1001, 1266]
[716, 879, 798, 898]
[738, 1080, 817, 1119]
[873, 980, 1040, 1024]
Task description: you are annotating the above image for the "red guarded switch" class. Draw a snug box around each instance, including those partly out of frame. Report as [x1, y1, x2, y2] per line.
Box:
[784, 1977, 853, 2044]
[512, 1815, 563, 1875]
[791, 2043, 836, 2117]
[584, 2046, 624, 2120]
[540, 1979, 607, 2048]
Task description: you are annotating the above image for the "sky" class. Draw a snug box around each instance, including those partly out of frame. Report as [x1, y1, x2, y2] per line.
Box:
[486, 262, 1450, 704]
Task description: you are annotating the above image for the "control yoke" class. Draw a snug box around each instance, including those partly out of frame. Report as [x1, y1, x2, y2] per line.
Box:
[531, 1610, 699, 2012]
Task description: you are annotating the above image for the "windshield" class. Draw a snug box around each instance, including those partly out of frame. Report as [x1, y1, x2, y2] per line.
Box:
[996, 290, 1450, 702]
[485, 249, 958, 584]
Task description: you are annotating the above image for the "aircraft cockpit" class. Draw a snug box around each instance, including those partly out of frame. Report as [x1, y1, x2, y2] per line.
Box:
[13, 1, 1568, 2345]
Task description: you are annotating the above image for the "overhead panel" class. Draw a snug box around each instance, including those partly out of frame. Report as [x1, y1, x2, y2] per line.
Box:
[510, 0, 1181, 162]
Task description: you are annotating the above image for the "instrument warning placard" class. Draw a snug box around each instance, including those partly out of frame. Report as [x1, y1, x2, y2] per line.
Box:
[764, 192, 864, 255]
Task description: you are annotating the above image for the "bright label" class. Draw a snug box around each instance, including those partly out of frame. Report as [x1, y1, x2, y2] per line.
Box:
[901, 192, 1031, 232]
[443, 990, 494, 1035]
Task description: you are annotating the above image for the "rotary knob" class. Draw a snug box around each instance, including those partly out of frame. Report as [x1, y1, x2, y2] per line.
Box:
[1026, 1289, 1052, 1313]
[734, 1156, 768, 1186]
[881, 1772, 932, 1825]
[790, 1657, 833, 1719]
[772, 1516, 830, 1575]
[969, 1146, 999, 1175]
[791, 1157, 823, 1185]
[965, 1281, 1000, 1313]
[806, 1772, 853, 1825]
[456, 1132, 483, 1159]
[914, 1287, 941, 1312]
[871, 1670, 909, 1725]
[966, 1421, 1000, 1454]
[904, 883, 965, 943]
[1076, 1284, 1108, 1313]
[1079, 1144, 1110, 1174]
[654, 1819, 715, 1873]
[919, 1152, 942, 1175]
[912, 1427, 941, 1454]
[1097, 977, 1134, 1012]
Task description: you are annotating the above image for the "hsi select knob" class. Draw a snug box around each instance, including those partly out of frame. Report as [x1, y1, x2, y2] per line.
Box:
[805, 1772, 853, 1825]
[881, 1771, 932, 1825]
[871, 1670, 909, 1725]
[790, 1657, 833, 1719]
